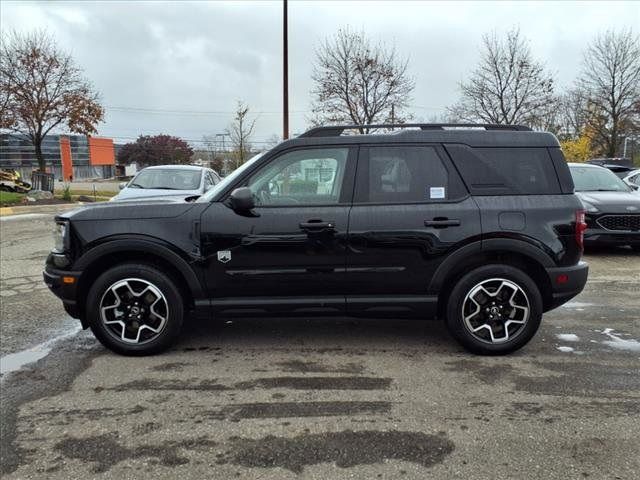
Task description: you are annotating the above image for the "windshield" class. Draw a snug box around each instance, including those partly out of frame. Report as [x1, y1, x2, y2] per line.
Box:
[129, 168, 202, 190]
[197, 151, 266, 202]
[570, 166, 630, 192]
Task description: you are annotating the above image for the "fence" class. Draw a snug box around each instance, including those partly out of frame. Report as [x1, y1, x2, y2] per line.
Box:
[31, 172, 55, 192]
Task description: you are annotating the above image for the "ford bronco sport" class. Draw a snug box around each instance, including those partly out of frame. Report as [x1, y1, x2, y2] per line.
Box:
[44, 124, 589, 355]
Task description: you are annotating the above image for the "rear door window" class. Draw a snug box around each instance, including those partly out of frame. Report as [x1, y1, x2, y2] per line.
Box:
[356, 146, 458, 203]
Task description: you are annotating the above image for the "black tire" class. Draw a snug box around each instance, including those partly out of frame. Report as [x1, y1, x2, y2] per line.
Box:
[631, 245, 640, 253]
[445, 264, 543, 355]
[86, 263, 184, 355]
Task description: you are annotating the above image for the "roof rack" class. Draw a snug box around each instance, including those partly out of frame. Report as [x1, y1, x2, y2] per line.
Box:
[299, 123, 533, 138]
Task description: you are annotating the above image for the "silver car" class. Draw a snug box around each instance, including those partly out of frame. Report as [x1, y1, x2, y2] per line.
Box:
[111, 165, 220, 202]
[623, 169, 640, 193]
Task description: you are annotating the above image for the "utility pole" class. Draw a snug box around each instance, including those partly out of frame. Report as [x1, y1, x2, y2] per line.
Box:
[283, 0, 289, 140]
[390, 103, 395, 130]
[215, 133, 229, 153]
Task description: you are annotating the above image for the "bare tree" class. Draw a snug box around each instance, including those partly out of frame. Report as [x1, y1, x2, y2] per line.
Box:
[448, 28, 555, 127]
[555, 88, 591, 139]
[579, 29, 640, 157]
[0, 30, 104, 171]
[263, 134, 281, 150]
[310, 28, 415, 131]
[226, 101, 257, 168]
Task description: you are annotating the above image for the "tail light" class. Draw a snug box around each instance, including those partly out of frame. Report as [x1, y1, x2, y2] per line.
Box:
[575, 210, 587, 251]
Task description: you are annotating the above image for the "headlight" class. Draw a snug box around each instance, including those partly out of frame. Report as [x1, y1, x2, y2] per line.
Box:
[53, 221, 69, 253]
[581, 201, 599, 213]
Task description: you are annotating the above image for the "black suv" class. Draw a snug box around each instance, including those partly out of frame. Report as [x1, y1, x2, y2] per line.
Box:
[44, 124, 589, 356]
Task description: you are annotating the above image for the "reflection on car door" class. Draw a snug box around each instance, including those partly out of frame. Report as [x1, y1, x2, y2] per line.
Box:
[345, 145, 480, 317]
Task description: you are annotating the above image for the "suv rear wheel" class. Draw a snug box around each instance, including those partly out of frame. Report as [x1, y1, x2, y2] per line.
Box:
[86, 263, 184, 355]
[445, 264, 542, 355]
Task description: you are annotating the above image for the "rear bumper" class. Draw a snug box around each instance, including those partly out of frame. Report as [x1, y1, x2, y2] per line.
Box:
[545, 261, 589, 311]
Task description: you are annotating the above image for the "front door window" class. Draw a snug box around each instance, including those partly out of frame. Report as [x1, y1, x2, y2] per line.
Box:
[247, 148, 349, 206]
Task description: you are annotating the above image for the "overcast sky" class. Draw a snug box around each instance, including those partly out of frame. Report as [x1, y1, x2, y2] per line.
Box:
[1, 0, 638, 147]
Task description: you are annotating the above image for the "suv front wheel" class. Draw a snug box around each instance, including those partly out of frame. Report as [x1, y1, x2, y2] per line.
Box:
[445, 264, 542, 355]
[86, 263, 184, 355]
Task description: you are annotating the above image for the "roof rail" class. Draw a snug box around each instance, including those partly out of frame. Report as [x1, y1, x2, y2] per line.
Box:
[299, 123, 533, 138]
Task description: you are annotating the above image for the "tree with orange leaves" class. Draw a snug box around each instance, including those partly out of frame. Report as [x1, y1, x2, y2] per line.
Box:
[0, 31, 104, 171]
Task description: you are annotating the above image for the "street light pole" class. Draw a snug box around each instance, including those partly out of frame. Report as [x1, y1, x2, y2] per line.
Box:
[623, 136, 629, 158]
[283, 0, 289, 140]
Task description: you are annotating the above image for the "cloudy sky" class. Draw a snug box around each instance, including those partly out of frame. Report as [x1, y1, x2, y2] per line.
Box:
[1, 0, 638, 147]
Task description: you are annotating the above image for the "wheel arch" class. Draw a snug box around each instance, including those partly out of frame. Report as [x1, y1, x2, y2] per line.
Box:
[430, 239, 554, 317]
[74, 237, 204, 323]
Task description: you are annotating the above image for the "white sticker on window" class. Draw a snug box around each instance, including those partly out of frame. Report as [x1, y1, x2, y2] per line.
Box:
[429, 187, 445, 199]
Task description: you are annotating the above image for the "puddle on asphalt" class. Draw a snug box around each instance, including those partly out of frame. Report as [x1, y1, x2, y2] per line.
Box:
[556, 346, 575, 353]
[561, 302, 596, 308]
[223, 430, 454, 473]
[0, 325, 82, 376]
[556, 333, 580, 342]
[600, 328, 640, 352]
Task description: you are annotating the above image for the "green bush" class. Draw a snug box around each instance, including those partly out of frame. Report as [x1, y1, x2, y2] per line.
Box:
[62, 183, 72, 201]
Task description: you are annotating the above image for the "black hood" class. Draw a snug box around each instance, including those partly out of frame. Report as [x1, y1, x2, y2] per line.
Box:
[576, 190, 640, 214]
[57, 198, 199, 221]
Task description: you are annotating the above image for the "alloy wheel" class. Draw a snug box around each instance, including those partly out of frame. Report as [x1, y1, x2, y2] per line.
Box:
[461, 278, 530, 344]
[99, 278, 169, 344]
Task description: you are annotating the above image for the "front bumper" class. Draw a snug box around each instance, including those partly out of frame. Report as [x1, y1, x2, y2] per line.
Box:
[43, 253, 82, 319]
[545, 261, 589, 311]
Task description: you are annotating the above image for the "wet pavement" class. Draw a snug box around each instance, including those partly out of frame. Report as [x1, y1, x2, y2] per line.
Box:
[1, 211, 639, 479]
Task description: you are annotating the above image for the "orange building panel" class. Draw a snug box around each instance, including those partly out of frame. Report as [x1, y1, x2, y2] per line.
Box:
[59, 136, 73, 181]
[88, 137, 115, 166]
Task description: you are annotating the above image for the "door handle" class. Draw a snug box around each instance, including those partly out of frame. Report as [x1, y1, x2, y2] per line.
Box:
[424, 218, 461, 228]
[299, 219, 335, 230]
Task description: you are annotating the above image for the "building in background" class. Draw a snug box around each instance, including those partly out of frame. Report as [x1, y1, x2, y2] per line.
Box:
[0, 133, 116, 180]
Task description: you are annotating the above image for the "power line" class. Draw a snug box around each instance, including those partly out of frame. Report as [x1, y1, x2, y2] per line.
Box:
[105, 104, 445, 116]
[106, 106, 308, 115]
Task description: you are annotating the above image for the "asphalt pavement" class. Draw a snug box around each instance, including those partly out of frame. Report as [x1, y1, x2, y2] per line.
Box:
[1, 208, 639, 479]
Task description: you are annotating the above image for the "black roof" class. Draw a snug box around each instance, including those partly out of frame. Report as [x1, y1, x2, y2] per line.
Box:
[279, 124, 560, 150]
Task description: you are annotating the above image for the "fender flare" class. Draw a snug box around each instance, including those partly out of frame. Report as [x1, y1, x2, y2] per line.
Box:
[428, 238, 554, 293]
[74, 236, 204, 298]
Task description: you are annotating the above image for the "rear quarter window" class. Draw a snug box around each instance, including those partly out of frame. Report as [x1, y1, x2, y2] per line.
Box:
[445, 145, 561, 195]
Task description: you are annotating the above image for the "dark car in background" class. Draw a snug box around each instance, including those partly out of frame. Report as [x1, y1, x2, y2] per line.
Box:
[569, 163, 640, 251]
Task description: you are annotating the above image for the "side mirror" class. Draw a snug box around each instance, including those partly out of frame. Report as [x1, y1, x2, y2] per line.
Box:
[119, 182, 127, 190]
[229, 187, 255, 211]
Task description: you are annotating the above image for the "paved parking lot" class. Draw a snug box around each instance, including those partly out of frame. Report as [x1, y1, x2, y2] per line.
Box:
[1, 211, 639, 479]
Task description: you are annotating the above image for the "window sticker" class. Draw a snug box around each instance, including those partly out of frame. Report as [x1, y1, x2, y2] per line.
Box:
[429, 187, 445, 199]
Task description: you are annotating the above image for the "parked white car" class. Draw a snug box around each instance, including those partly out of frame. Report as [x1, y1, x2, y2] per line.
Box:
[111, 165, 220, 202]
